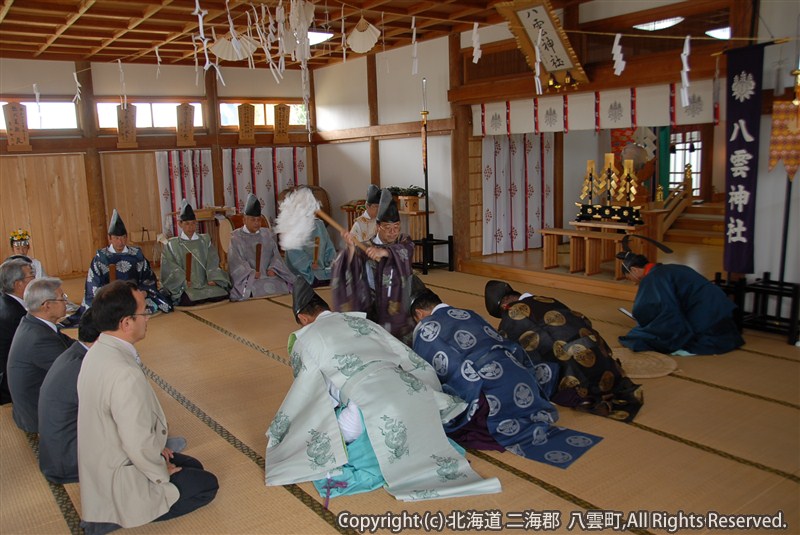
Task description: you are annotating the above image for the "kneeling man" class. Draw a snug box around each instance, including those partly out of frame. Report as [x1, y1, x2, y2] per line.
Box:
[161, 200, 231, 306]
[265, 279, 500, 501]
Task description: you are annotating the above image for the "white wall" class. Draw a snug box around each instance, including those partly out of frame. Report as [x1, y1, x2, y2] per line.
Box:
[316, 141, 372, 241]
[0, 58, 77, 95]
[376, 37, 450, 123]
[379, 135, 453, 243]
[563, 130, 604, 221]
[313, 56, 369, 131]
[91, 62, 205, 97]
[216, 66, 303, 98]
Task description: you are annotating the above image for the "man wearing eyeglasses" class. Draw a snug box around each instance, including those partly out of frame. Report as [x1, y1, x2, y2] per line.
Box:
[331, 188, 416, 344]
[7, 277, 75, 432]
[77, 281, 218, 535]
[0, 257, 36, 405]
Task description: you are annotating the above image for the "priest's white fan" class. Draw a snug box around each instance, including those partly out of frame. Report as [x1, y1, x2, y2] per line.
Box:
[347, 16, 380, 54]
[210, 34, 259, 62]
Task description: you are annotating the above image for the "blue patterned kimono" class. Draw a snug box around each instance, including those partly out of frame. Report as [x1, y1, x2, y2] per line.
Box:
[83, 246, 172, 313]
[413, 306, 601, 469]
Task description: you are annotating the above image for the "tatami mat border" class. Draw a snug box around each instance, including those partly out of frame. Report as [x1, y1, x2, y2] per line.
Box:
[181, 310, 290, 366]
[141, 363, 356, 535]
[668, 373, 800, 410]
[181, 306, 800, 498]
[470, 450, 654, 535]
[628, 422, 800, 483]
[22, 432, 82, 535]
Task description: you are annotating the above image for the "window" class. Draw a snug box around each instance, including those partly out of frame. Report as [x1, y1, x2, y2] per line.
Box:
[669, 130, 702, 196]
[96, 102, 203, 129]
[219, 102, 307, 127]
[0, 101, 78, 130]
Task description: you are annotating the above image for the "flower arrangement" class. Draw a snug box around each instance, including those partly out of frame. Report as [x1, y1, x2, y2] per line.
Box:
[10, 228, 30, 245]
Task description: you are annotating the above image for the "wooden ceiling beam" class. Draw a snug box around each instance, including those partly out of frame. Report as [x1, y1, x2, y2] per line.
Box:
[0, 0, 14, 25]
[87, 0, 174, 58]
[34, 0, 96, 57]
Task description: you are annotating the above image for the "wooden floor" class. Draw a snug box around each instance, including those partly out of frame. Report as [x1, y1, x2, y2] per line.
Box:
[2, 248, 798, 535]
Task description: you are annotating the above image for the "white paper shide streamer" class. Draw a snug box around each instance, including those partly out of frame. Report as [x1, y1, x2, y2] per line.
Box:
[533, 29, 542, 96]
[472, 22, 482, 64]
[117, 60, 127, 109]
[155, 46, 162, 79]
[411, 16, 418, 75]
[680, 35, 691, 107]
[275, 188, 320, 250]
[72, 72, 82, 103]
[612, 33, 626, 76]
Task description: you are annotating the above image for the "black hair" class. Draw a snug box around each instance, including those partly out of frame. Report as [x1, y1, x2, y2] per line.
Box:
[297, 295, 330, 321]
[77, 308, 101, 344]
[409, 289, 442, 317]
[91, 280, 138, 332]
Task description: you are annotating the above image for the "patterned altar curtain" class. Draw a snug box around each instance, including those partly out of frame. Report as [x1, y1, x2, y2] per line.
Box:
[155, 149, 214, 238]
[482, 133, 554, 255]
[222, 147, 308, 224]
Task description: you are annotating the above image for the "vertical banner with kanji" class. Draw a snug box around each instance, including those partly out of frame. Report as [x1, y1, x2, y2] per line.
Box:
[723, 45, 766, 274]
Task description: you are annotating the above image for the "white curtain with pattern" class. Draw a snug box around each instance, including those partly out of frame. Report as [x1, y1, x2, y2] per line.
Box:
[221, 147, 308, 224]
[155, 149, 214, 238]
[482, 133, 554, 255]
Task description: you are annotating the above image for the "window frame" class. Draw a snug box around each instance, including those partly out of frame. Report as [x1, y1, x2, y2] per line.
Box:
[93, 96, 207, 133]
[0, 95, 81, 134]
[217, 98, 307, 131]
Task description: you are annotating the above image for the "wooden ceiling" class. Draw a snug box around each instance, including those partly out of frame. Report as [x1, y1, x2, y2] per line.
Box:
[0, 0, 736, 70]
[0, 0, 510, 68]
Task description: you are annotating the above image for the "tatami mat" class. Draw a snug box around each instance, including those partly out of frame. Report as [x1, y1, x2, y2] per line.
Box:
[3, 270, 798, 534]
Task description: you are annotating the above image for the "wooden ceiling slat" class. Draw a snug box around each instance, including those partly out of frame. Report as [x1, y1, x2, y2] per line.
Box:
[34, 0, 95, 57]
[87, 0, 174, 58]
[0, 0, 14, 25]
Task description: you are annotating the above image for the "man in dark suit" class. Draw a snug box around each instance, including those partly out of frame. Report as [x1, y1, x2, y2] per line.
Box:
[7, 277, 75, 433]
[38, 309, 100, 483]
[0, 257, 35, 405]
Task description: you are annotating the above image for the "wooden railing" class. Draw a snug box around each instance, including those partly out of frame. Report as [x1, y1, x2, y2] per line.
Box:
[645, 163, 695, 241]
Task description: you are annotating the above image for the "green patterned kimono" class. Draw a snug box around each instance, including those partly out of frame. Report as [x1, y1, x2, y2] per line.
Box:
[160, 234, 230, 305]
[265, 311, 501, 501]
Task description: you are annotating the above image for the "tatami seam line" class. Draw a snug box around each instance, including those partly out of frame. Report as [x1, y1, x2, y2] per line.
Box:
[141, 362, 357, 535]
[184, 302, 800, 482]
[667, 373, 800, 410]
[22, 432, 83, 535]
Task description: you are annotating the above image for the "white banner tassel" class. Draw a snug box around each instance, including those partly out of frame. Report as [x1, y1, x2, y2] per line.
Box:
[72, 72, 82, 103]
[472, 22, 482, 64]
[612, 33, 626, 76]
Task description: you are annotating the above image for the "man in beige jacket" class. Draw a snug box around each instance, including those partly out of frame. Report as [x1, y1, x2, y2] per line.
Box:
[77, 280, 218, 535]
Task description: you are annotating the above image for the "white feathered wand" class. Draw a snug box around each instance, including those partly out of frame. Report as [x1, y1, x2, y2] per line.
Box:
[275, 188, 368, 253]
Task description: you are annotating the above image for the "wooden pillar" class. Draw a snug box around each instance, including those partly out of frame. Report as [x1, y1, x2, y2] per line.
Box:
[367, 54, 380, 185]
[204, 69, 225, 206]
[449, 33, 470, 269]
[75, 61, 106, 250]
[553, 132, 564, 227]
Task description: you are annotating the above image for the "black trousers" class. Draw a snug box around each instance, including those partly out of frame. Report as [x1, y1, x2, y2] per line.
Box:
[155, 452, 219, 522]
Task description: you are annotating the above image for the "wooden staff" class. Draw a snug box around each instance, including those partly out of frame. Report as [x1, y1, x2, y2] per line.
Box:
[255, 243, 262, 273]
[109, 264, 117, 281]
[185, 252, 192, 285]
[313, 236, 320, 265]
[314, 210, 369, 253]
